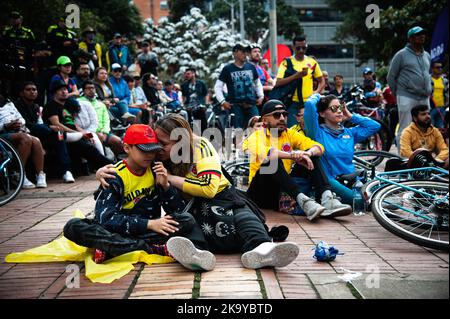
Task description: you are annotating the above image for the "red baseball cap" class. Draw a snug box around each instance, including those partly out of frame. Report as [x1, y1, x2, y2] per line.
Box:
[123, 124, 162, 152]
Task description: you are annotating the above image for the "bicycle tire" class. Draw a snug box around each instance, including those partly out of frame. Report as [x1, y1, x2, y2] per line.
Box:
[371, 180, 449, 251]
[0, 137, 25, 206]
[354, 150, 403, 167]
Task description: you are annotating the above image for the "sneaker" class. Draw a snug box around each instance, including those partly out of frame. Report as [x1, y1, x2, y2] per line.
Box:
[93, 249, 107, 264]
[35, 172, 47, 188]
[320, 192, 352, 218]
[121, 112, 136, 121]
[22, 177, 36, 189]
[62, 171, 75, 183]
[241, 242, 299, 269]
[297, 194, 325, 221]
[166, 237, 216, 271]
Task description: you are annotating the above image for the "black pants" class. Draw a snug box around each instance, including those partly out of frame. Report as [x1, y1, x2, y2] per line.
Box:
[67, 139, 113, 170]
[247, 157, 331, 210]
[63, 211, 209, 258]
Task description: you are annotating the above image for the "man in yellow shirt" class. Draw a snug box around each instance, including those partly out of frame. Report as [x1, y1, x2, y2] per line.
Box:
[430, 61, 448, 128]
[274, 36, 325, 127]
[245, 100, 352, 221]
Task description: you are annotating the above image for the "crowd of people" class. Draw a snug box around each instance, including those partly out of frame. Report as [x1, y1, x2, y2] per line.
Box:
[1, 12, 449, 270]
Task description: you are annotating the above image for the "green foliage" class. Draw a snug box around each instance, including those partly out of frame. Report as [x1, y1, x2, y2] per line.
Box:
[328, 0, 448, 66]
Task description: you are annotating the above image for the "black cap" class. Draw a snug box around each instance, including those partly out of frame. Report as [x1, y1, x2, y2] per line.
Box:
[10, 11, 22, 19]
[50, 79, 68, 94]
[261, 100, 286, 116]
[232, 43, 247, 52]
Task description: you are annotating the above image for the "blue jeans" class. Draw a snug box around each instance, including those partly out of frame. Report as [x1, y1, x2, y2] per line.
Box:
[109, 101, 129, 118]
[431, 107, 445, 128]
[128, 107, 142, 116]
[231, 104, 259, 128]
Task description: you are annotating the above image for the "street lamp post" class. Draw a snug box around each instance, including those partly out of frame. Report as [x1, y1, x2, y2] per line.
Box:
[269, 0, 277, 74]
[224, 0, 236, 34]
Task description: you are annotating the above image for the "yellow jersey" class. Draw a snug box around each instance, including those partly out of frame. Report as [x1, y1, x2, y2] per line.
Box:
[432, 77, 445, 107]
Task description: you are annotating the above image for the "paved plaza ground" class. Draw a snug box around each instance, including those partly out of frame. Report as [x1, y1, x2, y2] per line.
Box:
[0, 175, 448, 299]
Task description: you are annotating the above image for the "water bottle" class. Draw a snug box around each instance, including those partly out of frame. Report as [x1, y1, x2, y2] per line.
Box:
[352, 179, 365, 216]
[37, 106, 44, 125]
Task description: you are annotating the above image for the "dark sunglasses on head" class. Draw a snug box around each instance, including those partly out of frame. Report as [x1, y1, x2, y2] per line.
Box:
[271, 111, 289, 119]
[329, 104, 344, 113]
[295, 45, 308, 51]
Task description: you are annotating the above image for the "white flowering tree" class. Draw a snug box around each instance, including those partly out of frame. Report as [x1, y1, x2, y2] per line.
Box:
[143, 7, 251, 86]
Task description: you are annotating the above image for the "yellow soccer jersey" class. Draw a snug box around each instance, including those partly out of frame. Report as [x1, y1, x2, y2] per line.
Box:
[276, 55, 322, 102]
[115, 160, 156, 210]
[183, 138, 231, 198]
[245, 127, 324, 184]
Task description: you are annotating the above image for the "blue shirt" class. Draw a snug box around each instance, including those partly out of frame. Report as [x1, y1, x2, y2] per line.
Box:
[109, 76, 130, 105]
[304, 93, 381, 179]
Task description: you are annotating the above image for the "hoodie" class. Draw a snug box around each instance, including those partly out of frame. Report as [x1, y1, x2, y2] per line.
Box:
[304, 94, 381, 179]
[387, 45, 432, 99]
[400, 122, 449, 161]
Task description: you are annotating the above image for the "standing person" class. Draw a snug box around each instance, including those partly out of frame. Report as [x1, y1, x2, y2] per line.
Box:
[97, 114, 300, 270]
[244, 100, 351, 219]
[0, 95, 47, 189]
[430, 61, 448, 128]
[181, 67, 208, 130]
[260, 58, 275, 79]
[329, 74, 348, 97]
[248, 43, 275, 104]
[387, 26, 432, 148]
[48, 56, 79, 101]
[304, 94, 381, 204]
[273, 36, 325, 127]
[106, 33, 132, 73]
[320, 71, 333, 94]
[78, 27, 102, 71]
[137, 41, 159, 77]
[46, 17, 78, 64]
[63, 124, 208, 265]
[214, 44, 264, 129]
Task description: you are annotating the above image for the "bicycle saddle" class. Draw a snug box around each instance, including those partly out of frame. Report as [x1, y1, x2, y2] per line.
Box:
[337, 169, 365, 187]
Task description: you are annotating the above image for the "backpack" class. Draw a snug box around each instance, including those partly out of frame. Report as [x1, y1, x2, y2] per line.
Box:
[268, 57, 302, 106]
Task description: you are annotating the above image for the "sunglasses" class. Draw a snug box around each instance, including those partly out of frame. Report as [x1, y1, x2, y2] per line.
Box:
[329, 104, 344, 113]
[113, 69, 122, 72]
[271, 111, 289, 119]
[295, 45, 308, 51]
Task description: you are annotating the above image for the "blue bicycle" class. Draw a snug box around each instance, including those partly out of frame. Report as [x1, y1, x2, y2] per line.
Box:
[0, 136, 24, 206]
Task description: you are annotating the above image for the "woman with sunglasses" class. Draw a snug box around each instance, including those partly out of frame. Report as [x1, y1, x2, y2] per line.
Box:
[304, 93, 381, 204]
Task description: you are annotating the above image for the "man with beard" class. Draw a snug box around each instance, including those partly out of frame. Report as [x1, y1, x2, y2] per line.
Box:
[244, 100, 352, 221]
[400, 104, 449, 168]
[247, 44, 274, 104]
[73, 63, 91, 94]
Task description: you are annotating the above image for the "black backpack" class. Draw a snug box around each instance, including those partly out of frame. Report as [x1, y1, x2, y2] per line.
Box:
[268, 57, 302, 107]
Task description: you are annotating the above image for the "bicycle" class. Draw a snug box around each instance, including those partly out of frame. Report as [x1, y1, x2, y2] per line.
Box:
[0, 136, 24, 206]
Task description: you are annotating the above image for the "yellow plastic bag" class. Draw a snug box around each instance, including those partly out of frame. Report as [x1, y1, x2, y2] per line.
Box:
[5, 210, 175, 284]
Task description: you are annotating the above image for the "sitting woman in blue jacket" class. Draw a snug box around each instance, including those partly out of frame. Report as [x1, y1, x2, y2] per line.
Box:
[304, 93, 381, 204]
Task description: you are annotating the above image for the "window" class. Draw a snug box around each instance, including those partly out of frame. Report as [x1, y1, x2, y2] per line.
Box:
[160, 1, 169, 10]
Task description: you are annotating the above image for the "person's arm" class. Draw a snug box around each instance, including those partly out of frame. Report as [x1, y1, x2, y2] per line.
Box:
[94, 175, 150, 236]
[348, 113, 382, 144]
[47, 115, 77, 132]
[85, 102, 99, 133]
[399, 128, 414, 159]
[254, 78, 264, 103]
[434, 130, 449, 161]
[214, 79, 228, 108]
[314, 76, 325, 95]
[68, 84, 80, 98]
[387, 52, 401, 96]
[303, 93, 321, 140]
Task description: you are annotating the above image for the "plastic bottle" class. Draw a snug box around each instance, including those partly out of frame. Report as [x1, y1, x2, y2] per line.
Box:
[37, 106, 44, 125]
[352, 179, 365, 216]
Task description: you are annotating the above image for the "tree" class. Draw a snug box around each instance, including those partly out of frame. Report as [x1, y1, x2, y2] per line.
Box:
[328, 0, 447, 66]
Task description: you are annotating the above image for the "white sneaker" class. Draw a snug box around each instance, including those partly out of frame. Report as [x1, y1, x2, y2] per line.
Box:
[241, 242, 299, 269]
[36, 172, 47, 188]
[22, 177, 36, 189]
[166, 237, 216, 271]
[121, 112, 136, 121]
[62, 171, 75, 183]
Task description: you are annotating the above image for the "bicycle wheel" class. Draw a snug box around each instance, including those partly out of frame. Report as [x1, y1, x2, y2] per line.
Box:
[223, 160, 250, 191]
[371, 180, 449, 251]
[0, 137, 25, 206]
[354, 150, 403, 168]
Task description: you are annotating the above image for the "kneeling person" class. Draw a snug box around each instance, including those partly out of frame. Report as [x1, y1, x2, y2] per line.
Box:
[63, 124, 206, 264]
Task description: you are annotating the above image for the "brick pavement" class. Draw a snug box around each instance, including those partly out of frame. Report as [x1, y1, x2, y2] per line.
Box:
[0, 176, 448, 299]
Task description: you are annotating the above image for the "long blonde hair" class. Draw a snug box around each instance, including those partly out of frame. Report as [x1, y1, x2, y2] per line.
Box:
[154, 114, 194, 177]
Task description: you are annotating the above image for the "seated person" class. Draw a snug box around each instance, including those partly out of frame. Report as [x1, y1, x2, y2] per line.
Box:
[400, 104, 449, 168]
[304, 93, 381, 205]
[0, 95, 47, 189]
[63, 124, 202, 263]
[124, 75, 149, 116]
[78, 81, 123, 156]
[245, 100, 352, 221]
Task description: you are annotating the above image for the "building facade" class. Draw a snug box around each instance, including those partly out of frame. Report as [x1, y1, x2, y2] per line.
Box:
[133, 0, 170, 24]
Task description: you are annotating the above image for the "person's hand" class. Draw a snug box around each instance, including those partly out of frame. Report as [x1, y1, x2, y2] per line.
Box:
[291, 151, 314, 170]
[49, 125, 59, 132]
[147, 215, 179, 236]
[113, 98, 119, 103]
[342, 103, 353, 121]
[63, 41, 72, 47]
[96, 164, 116, 188]
[5, 120, 22, 132]
[153, 161, 170, 191]
[103, 100, 111, 108]
[256, 97, 264, 106]
[92, 55, 98, 61]
[222, 101, 232, 110]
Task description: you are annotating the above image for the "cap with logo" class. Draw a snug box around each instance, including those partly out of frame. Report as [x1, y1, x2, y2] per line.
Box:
[262, 100, 287, 116]
[57, 56, 72, 66]
[123, 124, 162, 152]
[407, 26, 425, 38]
